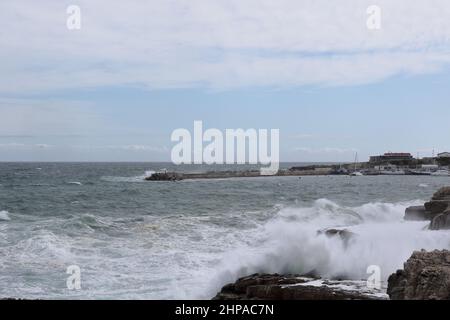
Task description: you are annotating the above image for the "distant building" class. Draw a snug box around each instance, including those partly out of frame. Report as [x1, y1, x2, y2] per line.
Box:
[370, 153, 414, 164]
[438, 152, 450, 158]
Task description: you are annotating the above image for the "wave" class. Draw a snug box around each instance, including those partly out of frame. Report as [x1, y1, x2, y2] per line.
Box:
[67, 181, 83, 186]
[201, 199, 450, 298]
[0, 210, 10, 221]
[101, 170, 155, 183]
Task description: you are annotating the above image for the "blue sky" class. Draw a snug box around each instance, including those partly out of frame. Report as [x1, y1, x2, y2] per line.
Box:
[1, 1, 450, 162]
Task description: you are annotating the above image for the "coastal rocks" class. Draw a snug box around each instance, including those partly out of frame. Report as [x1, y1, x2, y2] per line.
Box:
[404, 205, 432, 221]
[317, 228, 355, 246]
[145, 172, 183, 181]
[424, 200, 449, 215]
[213, 274, 383, 300]
[431, 187, 450, 201]
[404, 187, 450, 223]
[387, 250, 450, 300]
[429, 210, 450, 230]
[424, 186, 450, 214]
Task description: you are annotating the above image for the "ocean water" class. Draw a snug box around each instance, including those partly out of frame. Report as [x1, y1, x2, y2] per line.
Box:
[0, 162, 450, 299]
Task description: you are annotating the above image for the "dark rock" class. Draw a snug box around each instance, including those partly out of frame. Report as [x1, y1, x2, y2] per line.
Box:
[317, 229, 355, 246]
[404, 206, 432, 221]
[424, 200, 449, 215]
[429, 210, 450, 230]
[387, 250, 450, 300]
[213, 274, 382, 300]
[145, 172, 183, 181]
[431, 187, 450, 201]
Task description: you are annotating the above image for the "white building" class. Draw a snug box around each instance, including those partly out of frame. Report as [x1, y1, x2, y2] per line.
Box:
[438, 152, 450, 158]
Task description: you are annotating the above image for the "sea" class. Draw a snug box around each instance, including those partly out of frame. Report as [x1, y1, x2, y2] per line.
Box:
[0, 162, 449, 299]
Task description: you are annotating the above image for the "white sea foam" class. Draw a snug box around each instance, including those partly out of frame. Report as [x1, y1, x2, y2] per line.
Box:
[101, 170, 155, 183]
[67, 181, 83, 186]
[0, 210, 11, 221]
[198, 199, 450, 299]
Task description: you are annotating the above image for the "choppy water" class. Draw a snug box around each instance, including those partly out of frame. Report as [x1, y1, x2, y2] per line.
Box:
[0, 162, 450, 299]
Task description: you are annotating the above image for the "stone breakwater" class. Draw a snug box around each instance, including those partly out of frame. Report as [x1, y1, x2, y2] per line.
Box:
[213, 187, 450, 300]
[145, 167, 333, 181]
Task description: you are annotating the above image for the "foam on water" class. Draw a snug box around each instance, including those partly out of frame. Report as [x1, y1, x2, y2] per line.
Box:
[67, 181, 83, 186]
[0, 210, 11, 221]
[101, 170, 155, 183]
[196, 199, 450, 299]
[2, 164, 450, 300]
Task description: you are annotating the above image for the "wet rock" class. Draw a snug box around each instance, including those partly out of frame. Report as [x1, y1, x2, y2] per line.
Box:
[213, 274, 382, 300]
[317, 228, 356, 246]
[431, 187, 450, 201]
[404, 205, 432, 221]
[424, 200, 449, 215]
[405, 187, 450, 222]
[429, 210, 450, 230]
[145, 172, 183, 181]
[387, 250, 450, 300]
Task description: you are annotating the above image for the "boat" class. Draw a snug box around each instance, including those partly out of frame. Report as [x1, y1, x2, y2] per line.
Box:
[406, 169, 432, 176]
[349, 152, 363, 176]
[379, 169, 406, 176]
[431, 169, 449, 176]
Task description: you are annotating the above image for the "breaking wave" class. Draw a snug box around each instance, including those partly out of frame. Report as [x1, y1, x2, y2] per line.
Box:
[0, 210, 11, 221]
[199, 199, 450, 299]
[101, 171, 155, 183]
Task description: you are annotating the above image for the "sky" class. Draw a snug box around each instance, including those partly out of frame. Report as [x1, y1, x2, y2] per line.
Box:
[1, 0, 450, 162]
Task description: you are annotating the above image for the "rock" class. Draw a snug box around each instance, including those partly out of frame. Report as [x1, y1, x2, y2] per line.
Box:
[424, 200, 449, 215]
[317, 228, 355, 246]
[431, 187, 450, 201]
[387, 250, 450, 300]
[145, 172, 183, 181]
[421, 187, 450, 216]
[213, 274, 382, 300]
[403, 187, 450, 222]
[405, 206, 432, 221]
[429, 210, 450, 230]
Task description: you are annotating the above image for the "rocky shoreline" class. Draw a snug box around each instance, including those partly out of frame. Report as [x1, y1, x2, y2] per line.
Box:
[213, 274, 387, 300]
[404, 186, 450, 230]
[213, 187, 450, 300]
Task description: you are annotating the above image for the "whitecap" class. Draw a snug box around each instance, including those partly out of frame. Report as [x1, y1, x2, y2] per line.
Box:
[0, 210, 11, 221]
[200, 199, 449, 299]
[67, 181, 83, 186]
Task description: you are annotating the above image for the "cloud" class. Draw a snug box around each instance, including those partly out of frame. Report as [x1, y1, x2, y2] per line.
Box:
[1, 0, 450, 92]
[0, 143, 53, 149]
[104, 145, 169, 153]
[294, 147, 357, 154]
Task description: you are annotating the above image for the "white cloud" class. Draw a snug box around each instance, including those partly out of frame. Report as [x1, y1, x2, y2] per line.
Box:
[1, 0, 450, 92]
[294, 147, 357, 154]
[0, 143, 53, 149]
[105, 145, 169, 153]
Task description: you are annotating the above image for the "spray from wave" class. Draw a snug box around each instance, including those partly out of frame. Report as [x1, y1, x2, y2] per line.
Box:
[0, 210, 11, 221]
[196, 199, 450, 299]
[101, 170, 155, 183]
